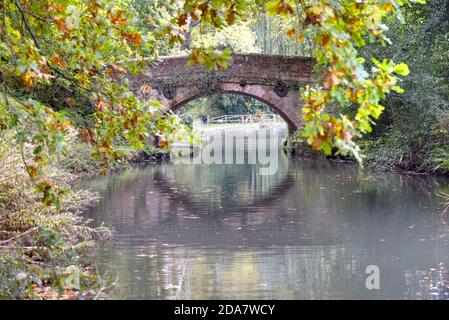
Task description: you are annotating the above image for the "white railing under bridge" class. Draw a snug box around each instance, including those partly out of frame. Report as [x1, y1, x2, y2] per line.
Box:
[205, 114, 283, 125]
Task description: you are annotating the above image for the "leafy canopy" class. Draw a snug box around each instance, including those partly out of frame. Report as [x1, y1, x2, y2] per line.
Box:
[1, 0, 187, 204]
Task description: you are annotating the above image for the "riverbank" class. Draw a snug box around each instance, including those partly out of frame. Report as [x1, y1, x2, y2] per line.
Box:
[283, 132, 449, 176]
[0, 129, 169, 299]
[0, 130, 107, 299]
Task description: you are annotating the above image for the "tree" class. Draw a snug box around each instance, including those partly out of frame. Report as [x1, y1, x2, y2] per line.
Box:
[0, 0, 186, 204]
[360, 0, 449, 171]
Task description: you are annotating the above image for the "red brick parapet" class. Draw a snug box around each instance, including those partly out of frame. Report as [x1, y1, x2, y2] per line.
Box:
[129, 53, 315, 132]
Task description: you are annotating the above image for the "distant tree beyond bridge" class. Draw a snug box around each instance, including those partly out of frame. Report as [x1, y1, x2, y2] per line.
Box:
[129, 54, 315, 133]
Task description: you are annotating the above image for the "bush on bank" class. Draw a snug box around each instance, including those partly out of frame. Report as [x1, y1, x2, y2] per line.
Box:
[285, 129, 449, 175]
[0, 129, 113, 299]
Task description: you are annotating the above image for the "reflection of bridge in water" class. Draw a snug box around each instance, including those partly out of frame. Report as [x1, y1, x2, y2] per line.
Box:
[108, 153, 324, 247]
[153, 169, 295, 216]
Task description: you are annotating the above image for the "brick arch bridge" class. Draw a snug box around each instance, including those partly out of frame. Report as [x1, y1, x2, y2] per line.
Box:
[129, 53, 314, 133]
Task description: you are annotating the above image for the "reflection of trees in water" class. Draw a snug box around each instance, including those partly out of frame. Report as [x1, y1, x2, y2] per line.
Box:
[405, 263, 449, 300]
[438, 194, 449, 233]
[103, 245, 364, 299]
[178, 246, 361, 299]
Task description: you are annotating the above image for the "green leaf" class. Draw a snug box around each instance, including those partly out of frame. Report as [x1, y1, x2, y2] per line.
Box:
[394, 63, 410, 76]
[392, 86, 405, 94]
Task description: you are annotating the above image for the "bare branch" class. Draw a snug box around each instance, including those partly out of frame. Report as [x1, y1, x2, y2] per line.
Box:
[23, 7, 55, 23]
[12, 0, 41, 50]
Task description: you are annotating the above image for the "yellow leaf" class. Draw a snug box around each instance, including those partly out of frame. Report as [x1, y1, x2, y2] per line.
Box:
[296, 31, 304, 44]
[21, 73, 33, 88]
[158, 139, 169, 151]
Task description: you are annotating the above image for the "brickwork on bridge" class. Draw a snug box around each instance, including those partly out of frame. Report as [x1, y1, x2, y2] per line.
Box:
[129, 53, 314, 132]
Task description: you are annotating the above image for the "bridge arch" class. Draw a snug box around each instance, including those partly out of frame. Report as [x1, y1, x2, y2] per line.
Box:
[129, 53, 314, 133]
[166, 85, 299, 132]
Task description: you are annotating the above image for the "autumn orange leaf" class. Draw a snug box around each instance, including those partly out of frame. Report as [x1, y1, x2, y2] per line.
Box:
[177, 13, 188, 26]
[50, 53, 67, 68]
[65, 97, 75, 107]
[55, 18, 66, 31]
[123, 32, 142, 45]
[95, 100, 107, 111]
[111, 11, 127, 26]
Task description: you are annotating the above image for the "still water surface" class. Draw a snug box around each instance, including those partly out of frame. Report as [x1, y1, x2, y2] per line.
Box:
[84, 127, 449, 299]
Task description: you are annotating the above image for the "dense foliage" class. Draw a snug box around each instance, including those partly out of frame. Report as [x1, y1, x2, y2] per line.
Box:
[360, 0, 449, 173]
[178, 94, 274, 126]
[0, 0, 189, 204]
[0, 129, 110, 299]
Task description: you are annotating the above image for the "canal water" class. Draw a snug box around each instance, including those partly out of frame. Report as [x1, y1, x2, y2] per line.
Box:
[84, 126, 449, 299]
